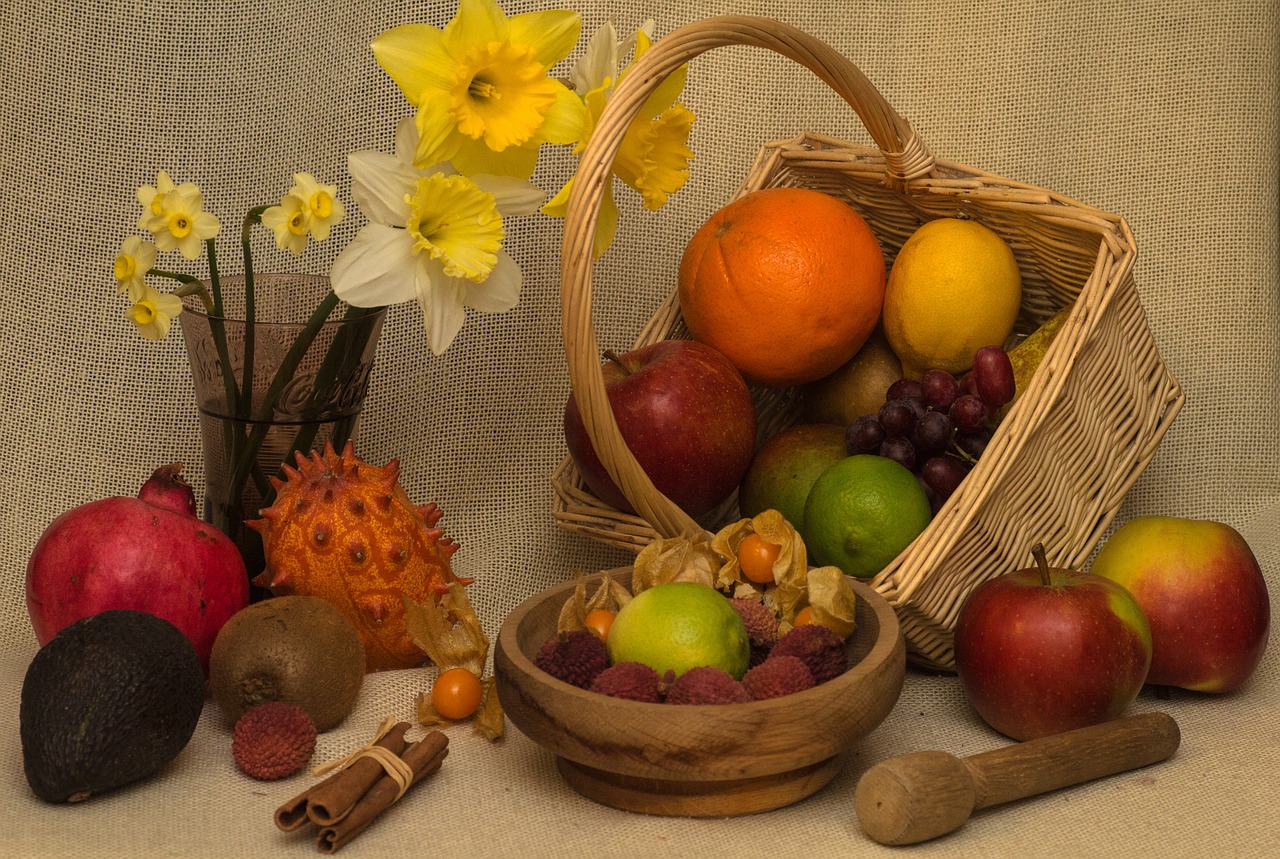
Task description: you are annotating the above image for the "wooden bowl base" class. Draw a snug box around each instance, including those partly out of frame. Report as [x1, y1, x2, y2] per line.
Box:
[555, 755, 841, 817]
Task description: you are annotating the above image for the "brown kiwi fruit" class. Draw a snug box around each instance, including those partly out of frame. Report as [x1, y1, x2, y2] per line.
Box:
[208, 595, 365, 731]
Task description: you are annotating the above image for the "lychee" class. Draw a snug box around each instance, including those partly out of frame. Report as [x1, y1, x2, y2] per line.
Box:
[743, 655, 816, 700]
[665, 666, 753, 705]
[730, 597, 780, 666]
[770, 623, 847, 683]
[589, 662, 668, 703]
[232, 701, 317, 780]
[534, 629, 609, 689]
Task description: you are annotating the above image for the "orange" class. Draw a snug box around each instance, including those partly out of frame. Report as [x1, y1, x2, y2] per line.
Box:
[677, 186, 886, 387]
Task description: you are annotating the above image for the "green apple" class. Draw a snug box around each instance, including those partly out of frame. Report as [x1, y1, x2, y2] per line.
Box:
[737, 423, 847, 533]
[1090, 516, 1271, 693]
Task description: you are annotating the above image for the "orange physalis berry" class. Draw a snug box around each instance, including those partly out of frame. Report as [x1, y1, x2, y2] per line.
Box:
[737, 532, 781, 584]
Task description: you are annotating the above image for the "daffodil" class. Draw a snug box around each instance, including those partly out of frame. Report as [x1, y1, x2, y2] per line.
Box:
[113, 235, 157, 301]
[331, 118, 543, 355]
[136, 170, 179, 229]
[125, 284, 184, 340]
[261, 193, 311, 256]
[371, 0, 588, 178]
[137, 174, 221, 260]
[542, 21, 696, 258]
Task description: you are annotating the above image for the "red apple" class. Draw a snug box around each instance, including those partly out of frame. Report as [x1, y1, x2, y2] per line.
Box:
[1089, 516, 1270, 693]
[564, 339, 757, 519]
[953, 543, 1152, 741]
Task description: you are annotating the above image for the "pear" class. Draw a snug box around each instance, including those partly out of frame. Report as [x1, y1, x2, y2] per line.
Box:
[997, 308, 1070, 420]
[802, 327, 904, 427]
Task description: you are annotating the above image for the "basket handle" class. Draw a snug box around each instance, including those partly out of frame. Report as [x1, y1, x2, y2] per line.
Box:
[561, 15, 933, 541]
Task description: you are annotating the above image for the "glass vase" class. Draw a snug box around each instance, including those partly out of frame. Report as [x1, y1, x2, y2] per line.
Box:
[178, 273, 386, 599]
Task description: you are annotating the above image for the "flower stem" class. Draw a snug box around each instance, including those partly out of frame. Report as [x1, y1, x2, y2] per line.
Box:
[225, 289, 342, 503]
[152, 267, 241, 425]
[285, 304, 382, 464]
[239, 206, 269, 422]
[206, 239, 223, 318]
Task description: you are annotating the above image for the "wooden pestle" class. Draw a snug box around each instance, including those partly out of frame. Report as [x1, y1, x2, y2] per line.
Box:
[854, 711, 1180, 845]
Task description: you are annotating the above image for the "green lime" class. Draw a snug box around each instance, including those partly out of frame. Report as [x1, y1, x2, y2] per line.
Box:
[802, 454, 933, 578]
[607, 582, 750, 680]
[738, 423, 849, 532]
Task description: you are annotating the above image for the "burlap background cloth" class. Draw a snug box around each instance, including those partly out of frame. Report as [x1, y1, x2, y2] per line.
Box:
[0, 1, 1275, 856]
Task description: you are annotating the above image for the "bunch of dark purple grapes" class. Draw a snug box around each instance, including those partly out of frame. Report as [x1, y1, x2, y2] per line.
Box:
[845, 345, 1015, 512]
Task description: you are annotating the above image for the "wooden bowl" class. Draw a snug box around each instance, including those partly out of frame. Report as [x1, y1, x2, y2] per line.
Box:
[494, 568, 906, 817]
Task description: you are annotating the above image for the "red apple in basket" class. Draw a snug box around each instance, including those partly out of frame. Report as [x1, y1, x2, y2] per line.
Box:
[1089, 516, 1270, 693]
[953, 543, 1152, 741]
[563, 339, 757, 519]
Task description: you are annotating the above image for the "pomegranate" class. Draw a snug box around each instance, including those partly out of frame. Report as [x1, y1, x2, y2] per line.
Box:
[26, 463, 249, 672]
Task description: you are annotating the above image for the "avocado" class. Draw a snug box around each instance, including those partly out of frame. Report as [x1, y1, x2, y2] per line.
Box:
[20, 609, 205, 802]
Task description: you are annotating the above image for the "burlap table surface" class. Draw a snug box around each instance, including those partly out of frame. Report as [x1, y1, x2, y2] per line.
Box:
[1, 0, 1276, 856]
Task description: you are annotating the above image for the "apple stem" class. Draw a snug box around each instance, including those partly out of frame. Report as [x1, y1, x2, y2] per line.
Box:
[603, 349, 632, 377]
[1031, 543, 1052, 586]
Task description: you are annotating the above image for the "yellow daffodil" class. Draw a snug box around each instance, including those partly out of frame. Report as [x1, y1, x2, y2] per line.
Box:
[113, 236, 157, 301]
[371, 0, 588, 178]
[332, 118, 543, 355]
[542, 21, 695, 258]
[125, 284, 184, 340]
[137, 174, 221, 260]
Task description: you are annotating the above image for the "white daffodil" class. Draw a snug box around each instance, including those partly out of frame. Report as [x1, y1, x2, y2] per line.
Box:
[542, 21, 695, 258]
[125, 284, 184, 340]
[332, 118, 544, 355]
[137, 174, 221, 260]
[113, 235, 157, 301]
[370, 0, 587, 178]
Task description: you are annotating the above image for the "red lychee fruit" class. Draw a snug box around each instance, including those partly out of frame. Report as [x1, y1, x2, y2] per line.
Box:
[590, 662, 668, 702]
[232, 701, 317, 780]
[743, 654, 816, 700]
[771, 623, 847, 684]
[665, 666, 752, 705]
[534, 629, 609, 689]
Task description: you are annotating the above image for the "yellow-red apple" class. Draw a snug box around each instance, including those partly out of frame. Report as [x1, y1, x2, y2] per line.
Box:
[1090, 516, 1270, 693]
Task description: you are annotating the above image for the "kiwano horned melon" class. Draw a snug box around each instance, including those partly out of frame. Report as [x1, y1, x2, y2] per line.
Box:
[249, 441, 468, 672]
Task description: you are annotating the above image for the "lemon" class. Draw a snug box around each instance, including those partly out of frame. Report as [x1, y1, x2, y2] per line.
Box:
[802, 455, 933, 578]
[882, 218, 1022, 377]
[607, 582, 750, 680]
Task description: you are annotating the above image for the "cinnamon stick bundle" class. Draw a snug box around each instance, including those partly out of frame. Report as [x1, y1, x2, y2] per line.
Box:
[317, 731, 449, 854]
[272, 722, 449, 854]
[275, 722, 412, 832]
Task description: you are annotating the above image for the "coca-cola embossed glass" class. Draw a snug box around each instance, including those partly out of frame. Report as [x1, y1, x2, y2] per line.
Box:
[179, 274, 385, 596]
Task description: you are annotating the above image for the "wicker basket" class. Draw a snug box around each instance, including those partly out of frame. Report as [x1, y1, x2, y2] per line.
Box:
[551, 16, 1183, 670]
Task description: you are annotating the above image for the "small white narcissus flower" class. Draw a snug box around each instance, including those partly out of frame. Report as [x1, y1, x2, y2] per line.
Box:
[263, 173, 346, 255]
[113, 236, 157, 302]
[136, 171, 221, 260]
[125, 284, 184, 341]
[332, 118, 543, 356]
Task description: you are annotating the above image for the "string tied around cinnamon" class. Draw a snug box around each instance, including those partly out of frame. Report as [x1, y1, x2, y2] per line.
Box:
[312, 716, 416, 803]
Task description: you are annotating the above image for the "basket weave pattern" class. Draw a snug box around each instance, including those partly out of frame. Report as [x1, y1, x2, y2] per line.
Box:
[551, 17, 1183, 670]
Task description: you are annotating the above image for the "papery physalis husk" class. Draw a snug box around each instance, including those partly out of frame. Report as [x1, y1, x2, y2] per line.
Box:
[556, 569, 633, 634]
[803, 566, 858, 640]
[404, 582, 505, 741]
[631, 534, 719, 593]
[711, 510, 808, 623]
